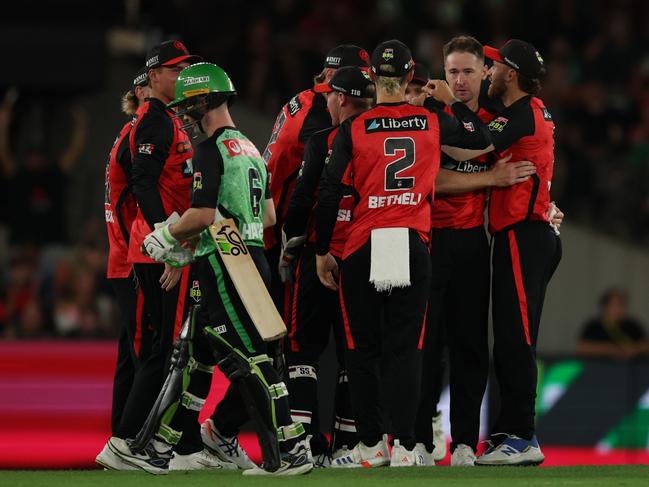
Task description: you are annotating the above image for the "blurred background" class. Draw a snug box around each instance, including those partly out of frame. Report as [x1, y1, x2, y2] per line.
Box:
[1, 0, 649, 467]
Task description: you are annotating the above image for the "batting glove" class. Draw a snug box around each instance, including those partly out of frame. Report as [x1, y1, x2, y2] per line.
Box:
[278, 229, 306, 284]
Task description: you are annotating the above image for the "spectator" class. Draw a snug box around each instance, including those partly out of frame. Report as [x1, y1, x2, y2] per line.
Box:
[0, 100, 88, 245]
[577, 287, 649, 359]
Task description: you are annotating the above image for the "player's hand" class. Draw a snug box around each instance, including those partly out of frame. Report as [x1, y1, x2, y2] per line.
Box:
[278, 230, 306, 283]
[408, 91, 428, 107]
[160, 263, 182, 291]
[488, 154, 536, 187]
[142, 212, 183, 263]
[548, 201, 564, 235]
[423, 79, 456, 105]
[316, 252, 339, 291]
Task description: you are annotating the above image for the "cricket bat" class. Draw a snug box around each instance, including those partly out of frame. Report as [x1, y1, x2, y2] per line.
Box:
[209, 219, 286, 341]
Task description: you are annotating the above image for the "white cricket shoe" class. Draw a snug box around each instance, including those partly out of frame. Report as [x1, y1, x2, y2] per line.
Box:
[107, 437, 172, 475]
[413, 442, 436, 466]
[243, 438, 313, 476]
[475, 435, 544, 466]
[169, 449, 239, 470]
[201, 419, 256, 470]
[332, 438, 390, 468]
[451, 444, 476, 466]
[432, 412, 447, 461]
[95, 438, 138, 471]
[390, 440, 420, 467]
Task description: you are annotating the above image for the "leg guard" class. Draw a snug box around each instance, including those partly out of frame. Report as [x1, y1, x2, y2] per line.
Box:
[204, 326, 305, 472]
[131, 306, 213, 451]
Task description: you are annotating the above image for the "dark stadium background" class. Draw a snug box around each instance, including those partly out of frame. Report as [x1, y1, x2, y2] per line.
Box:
[1, 0, 649, 468]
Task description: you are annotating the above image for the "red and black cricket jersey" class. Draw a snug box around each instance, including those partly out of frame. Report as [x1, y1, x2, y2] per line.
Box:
[487, 96, 555, 234]
[105, 119, 138, 278]
[315, 101, 493, 260]
[127, 98, 193, 264]
[431, 106, 495, 229]
[262, 89, 331, 249]
[283, 126, 356, 259]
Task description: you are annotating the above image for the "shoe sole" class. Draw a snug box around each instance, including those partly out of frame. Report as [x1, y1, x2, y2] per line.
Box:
[107, 441, 168, 475]
[475, 459, 544, 467]
[243, 463, 314, 476]
[95, 449, 138, 471]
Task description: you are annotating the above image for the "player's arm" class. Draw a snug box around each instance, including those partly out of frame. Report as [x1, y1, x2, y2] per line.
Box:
[435, 154, 536, 195]
[131, 112, 173, 228]
[169, 141, 222, 241]
[284, 131, 329, 239]
[298, 96, 331, 143]
[314, 121, 353, 290]
[263, 165, 276, 229]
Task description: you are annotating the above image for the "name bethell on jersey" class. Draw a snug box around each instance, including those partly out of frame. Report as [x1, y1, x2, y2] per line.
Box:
[368, 192, 422, 208]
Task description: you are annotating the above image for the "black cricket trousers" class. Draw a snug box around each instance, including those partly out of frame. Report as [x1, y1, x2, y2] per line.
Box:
[491, 221, 561, 440]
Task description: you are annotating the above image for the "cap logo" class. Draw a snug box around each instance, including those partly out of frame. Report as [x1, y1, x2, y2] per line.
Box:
[382, 48, 394, 60]
[183, 76, 210, 86]
[146, 55, 159, 68]
[360, 50, 369, 63]
[361, 70, 371, 80]
[535, 51, 544, 65]
[134, 73, 147, 86]
[331, 83, 346, 93]
[503, 56, 520, 70]
[173, 40, 188, 54]
[326, 56, 341, 66]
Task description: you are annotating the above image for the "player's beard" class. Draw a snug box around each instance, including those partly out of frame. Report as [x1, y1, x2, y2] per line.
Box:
[488, 75, 506, 99]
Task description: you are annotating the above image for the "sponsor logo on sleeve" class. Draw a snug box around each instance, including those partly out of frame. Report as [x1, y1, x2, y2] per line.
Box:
[222, 138, 262, 158]
[287, 95, 302, 117]
[488, 116, 508, 132]
[193, 171, 203, 190]
[542, 107, 553, 121]
[138, 143, 154, 155]
[364, 115, 428, 133]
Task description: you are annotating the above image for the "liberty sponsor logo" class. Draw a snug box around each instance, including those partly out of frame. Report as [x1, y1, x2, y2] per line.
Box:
[488, 116, 508, 132]
[365, 115, 428, 133]
[442, 159, 489, 173]
[368, 192, 422, 208]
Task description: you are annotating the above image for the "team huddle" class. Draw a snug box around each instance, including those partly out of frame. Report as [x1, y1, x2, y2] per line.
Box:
[96, 35, 562, 476]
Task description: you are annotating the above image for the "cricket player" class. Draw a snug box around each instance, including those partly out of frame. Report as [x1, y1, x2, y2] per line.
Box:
[436, 39, 561, 466]
[315, 39, 492, 467]
[96, 68, 152, 472]
[280, 66, 374, 465]
[263, 44, 370, 311]
[136, 62, 313, 476]
[100, 40, 202, 470]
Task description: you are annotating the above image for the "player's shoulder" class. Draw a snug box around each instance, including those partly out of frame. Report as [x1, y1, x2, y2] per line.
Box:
[530, 96, 553, 123]
[135, 98, 173, 129]
[284, 88, 319, 118]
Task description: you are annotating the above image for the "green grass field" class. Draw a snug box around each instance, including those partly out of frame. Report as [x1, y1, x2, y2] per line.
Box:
[2, 466, 648, 487]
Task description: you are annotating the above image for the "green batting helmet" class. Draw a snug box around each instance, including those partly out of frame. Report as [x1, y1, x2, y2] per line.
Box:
[168, 62, 236, 108]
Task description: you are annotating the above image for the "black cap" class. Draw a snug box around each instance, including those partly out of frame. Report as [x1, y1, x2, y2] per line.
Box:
[411, 62, 430, 85]
[313, 66, 374, 98]
[145, 40, 202, 70]
[323, 44, 370, 69]
[484, 39, 544, 79]
[371, 40, 414, 77]
[133, 67, 148, 87]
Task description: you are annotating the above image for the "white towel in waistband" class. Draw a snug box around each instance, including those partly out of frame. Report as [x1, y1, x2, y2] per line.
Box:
[369, 227, 410, 292]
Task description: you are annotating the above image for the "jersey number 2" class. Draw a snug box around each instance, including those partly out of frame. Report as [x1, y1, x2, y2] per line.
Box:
[384, 137, 415, 190]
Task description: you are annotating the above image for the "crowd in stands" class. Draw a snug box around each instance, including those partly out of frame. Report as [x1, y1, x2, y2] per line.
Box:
[2, 0, 649, 338]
